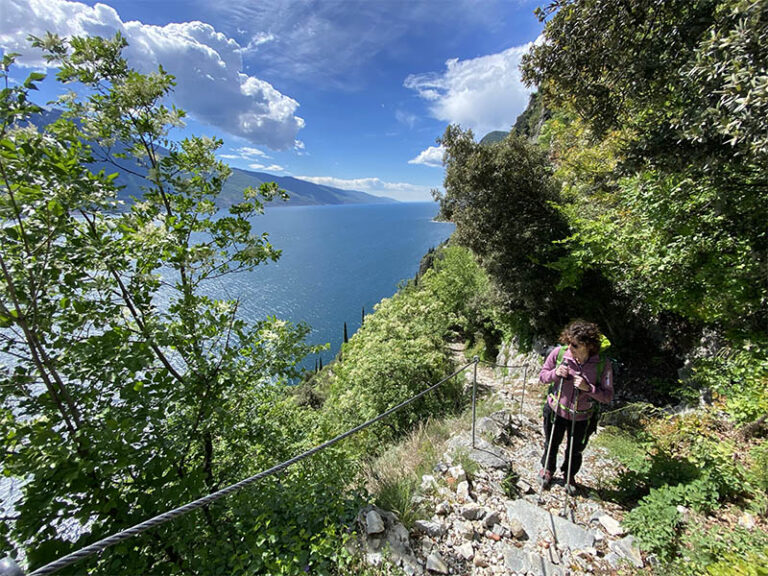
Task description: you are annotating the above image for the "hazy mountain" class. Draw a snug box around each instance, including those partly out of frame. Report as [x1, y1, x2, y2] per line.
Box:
[223, 169, 395, 207]
[28, 108, 396, 207]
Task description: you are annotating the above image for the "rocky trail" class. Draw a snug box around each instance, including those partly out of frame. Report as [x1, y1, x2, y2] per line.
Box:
[353, 343, 645, 575]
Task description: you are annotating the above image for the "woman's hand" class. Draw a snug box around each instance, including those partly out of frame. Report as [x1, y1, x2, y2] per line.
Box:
[555, 365, 569, 379]
[573, 375, 590, 391]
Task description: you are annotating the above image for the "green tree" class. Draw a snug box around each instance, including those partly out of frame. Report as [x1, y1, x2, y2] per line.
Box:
[0, 34, 338, 575]
[522, 0, 768, 340]
[434, 125, 576, 336]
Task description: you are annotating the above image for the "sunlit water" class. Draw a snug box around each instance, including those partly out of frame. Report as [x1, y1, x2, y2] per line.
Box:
[207, 201, 454, 368]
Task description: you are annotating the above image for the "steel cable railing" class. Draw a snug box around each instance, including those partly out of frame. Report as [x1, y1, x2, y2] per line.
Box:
[476, 360, 531, 418]
[2, 359, 480, 576]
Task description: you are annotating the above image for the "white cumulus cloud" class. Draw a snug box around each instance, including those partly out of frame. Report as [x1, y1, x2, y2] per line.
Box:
[404, 42, 536, 138]
[298, 176, 434, 203]
[0, 0, 304, 150]
[408, 145, 445, 168]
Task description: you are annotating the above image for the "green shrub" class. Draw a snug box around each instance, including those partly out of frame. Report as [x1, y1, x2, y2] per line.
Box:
[672, 525, 768, 576]
[706, 547, 768, 576]
[691, 343, 768, 426]
[748, 440, 768, 493]
[623, 486, 682, 561]
[318, 246, 488, 452]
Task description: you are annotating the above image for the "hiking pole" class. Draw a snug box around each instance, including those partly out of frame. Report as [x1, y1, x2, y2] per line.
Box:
[561, 387, 581, 518]
[539, 367, 565, 502]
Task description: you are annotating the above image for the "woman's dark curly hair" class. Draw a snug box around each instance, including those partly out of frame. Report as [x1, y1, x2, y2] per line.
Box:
[559, 319, 602, 356]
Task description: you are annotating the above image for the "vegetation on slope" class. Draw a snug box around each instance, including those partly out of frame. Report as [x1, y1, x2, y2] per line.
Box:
[0, 34, 489, 571]
[3, 1, 767, 572]
[429, 0, 768, 571]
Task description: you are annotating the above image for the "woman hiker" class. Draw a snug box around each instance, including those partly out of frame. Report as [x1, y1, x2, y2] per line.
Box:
[538, 319, 614, 494]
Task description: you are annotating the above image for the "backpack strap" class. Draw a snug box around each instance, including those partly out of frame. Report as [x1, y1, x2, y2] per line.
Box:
[547, 346, 566, 396]
[543, 346, 567, 421]
[582, 353, 608, 446]
[596, 353, 606, 382]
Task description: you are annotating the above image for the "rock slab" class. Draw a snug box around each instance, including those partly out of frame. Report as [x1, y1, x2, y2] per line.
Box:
[506, 499, 596, 550]
[446, 433, 509, 470]
[504, 546, 564, 576]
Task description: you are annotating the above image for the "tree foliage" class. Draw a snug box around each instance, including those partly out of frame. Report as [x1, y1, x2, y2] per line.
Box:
[0, 34, 349, 575]
[434, 126, 573, 336]
[522, 0, 768, 340]
[317, 245, 485, 452]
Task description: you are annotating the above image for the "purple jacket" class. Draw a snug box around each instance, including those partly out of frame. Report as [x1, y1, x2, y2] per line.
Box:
[539, 346, 614, 421]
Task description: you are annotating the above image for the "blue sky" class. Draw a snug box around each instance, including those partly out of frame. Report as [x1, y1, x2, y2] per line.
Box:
[0, 0, 544, 201]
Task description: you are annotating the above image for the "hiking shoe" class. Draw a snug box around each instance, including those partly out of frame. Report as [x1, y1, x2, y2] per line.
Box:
[564, 481, 578, 496]
[538, 469, 553, 489]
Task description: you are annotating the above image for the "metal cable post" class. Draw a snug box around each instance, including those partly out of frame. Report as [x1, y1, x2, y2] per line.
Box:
[471, 355, 479, 448]
[520, 365, 528, 419]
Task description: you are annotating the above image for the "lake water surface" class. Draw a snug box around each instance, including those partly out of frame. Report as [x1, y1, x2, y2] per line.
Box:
[208, 201, 454, 368]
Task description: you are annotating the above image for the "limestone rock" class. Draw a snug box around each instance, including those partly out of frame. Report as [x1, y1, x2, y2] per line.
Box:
[483, 510, 501, 529]
[506, 499, 595, 550]
[508, 518, 527, 540]
[456, 480, 473, 503]
[739, 512, 756, 530]
[414, 520, 447, 538]
[446, 433, 509, 470]
[456, 542, 475, 560]
[366, 509, 385, 534]
[357, 506, 424, 575]
[426, 552, 449, 574]
[504, 546, 564, 576]
[516, 478, 535, 494]
[610, 535, 644, 568]
[460, 505, 485, 520]
[598, 514, 624, 536]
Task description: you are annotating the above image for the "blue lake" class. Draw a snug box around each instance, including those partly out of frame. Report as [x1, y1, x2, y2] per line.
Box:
[205, 202, 454, 368]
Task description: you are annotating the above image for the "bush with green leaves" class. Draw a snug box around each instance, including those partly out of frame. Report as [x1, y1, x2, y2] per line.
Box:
[670, 524, 768, 576]
[623, 486, 683, 561]
[318, 245, 487, 452]
[749, 440, 768, 494]
[691, 342, 768, 426]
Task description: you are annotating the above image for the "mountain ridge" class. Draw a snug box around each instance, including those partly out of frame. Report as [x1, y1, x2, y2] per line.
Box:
[30, 107, 397, 207]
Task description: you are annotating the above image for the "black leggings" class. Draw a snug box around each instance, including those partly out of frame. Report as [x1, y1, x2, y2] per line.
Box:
[541, 404, 593, 478]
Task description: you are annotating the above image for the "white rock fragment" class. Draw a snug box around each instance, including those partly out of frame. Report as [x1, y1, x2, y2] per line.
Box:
[456, 481, 473, 503]
[598, 514, 625, 536]
[456, 542, 475, 560]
